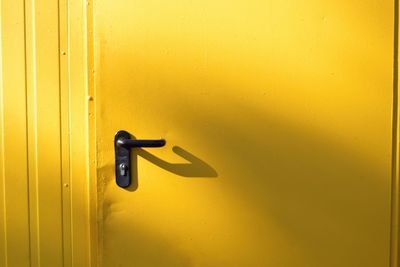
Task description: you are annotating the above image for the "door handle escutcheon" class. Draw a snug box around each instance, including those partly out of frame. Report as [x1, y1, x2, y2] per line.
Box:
[114, 130, 166, 188]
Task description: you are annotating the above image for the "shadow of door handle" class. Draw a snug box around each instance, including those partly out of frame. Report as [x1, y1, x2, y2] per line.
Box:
[114, 130, 166, 188]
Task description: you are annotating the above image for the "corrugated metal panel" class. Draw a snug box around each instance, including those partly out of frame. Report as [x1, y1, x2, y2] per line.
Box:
[24, 0, 64, 265]
[0, 0, 89, 266]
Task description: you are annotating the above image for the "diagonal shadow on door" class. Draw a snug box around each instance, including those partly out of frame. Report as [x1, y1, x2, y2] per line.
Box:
[126, 140, 217, 191]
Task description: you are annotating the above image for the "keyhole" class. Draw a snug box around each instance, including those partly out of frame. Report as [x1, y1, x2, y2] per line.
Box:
[119, 163, 128, 176]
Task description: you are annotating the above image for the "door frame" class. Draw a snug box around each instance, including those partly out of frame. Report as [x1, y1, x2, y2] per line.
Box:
[64, 0, 94, 265]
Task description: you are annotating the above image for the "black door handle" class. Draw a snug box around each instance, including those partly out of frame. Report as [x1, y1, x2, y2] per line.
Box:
[114, 130, 166, 188]
[117, 138, 166, 148]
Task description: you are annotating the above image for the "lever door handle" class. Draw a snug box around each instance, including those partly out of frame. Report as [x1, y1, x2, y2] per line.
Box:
[117, 139, 166, 148]
[114, 130, 166, 188]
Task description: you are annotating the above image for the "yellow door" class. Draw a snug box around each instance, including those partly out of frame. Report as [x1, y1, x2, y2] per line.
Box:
[92, 1, 396, 266]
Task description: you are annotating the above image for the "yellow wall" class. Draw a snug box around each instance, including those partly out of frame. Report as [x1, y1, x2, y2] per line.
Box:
[0, 0, 91, 266]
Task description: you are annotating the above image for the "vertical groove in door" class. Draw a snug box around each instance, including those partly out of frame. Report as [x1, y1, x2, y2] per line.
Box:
[25, 0, 40, 264]
[0, 2, 7, 263]
[391, 0, 400, 266]
[22, 0, 32, 265]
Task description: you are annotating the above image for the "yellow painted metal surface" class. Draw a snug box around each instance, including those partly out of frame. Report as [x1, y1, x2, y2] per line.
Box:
[0, 0, 65, 265]
[92, 0, 399, 266]
[25, 0, 64, 264]
[0, 0, 397, 266]
[0, 0, 91, 266]
[68, 0, 93, 265]
[0, 1, 30, 265]
[93, 1, 395, 266]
